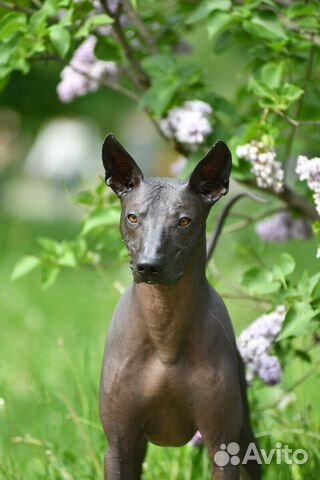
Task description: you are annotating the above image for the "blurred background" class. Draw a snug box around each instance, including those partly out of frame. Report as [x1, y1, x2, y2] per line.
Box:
[0, 1, 319, 479]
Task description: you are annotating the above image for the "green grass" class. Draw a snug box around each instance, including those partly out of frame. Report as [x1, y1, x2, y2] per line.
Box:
[0, 213, 319, 479]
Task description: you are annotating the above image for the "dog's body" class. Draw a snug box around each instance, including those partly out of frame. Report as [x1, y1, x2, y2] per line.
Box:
[99, 135, 261, 479]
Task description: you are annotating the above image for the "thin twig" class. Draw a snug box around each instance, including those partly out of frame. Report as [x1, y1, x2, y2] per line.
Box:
[276, 110, 320, 128]
[207, 263, 271, 309]
[121, 0, 158, 53]
[101, 1, 150, 89]
[220, 293, 271, 309]
[206, 192, 267, 261]
[259, 359, 320, 412]
[279, 15, 320, 47]
[239, 178, 318, 220]
[29, 54, 62, 63]
[222, 207, 288, 235]
[71, 64, 140, 103]
[283, 45, 315, 177]
[102, 79, 140, 102]
[0, 1, 34, 13]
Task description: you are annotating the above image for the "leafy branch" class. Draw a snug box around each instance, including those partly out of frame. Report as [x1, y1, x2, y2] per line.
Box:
[0, 1, 34, 14]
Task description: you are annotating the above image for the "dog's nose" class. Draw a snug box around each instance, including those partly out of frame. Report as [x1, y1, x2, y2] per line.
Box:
[137, 259, 162, 276]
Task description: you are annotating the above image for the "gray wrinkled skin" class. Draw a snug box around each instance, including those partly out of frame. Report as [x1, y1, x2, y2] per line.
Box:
[99, 135, 262, 480]
[120, 178, 208, 285]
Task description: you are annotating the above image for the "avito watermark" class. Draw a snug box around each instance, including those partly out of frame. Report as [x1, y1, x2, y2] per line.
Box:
[214, 442, 308, 467]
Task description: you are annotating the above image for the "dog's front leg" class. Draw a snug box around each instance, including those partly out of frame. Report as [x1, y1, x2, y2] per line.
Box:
[212, 465, 240, 480]
[104, 433, 147, 480]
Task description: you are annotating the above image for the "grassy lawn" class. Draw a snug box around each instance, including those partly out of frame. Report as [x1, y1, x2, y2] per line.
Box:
[0, 212, 319, 479]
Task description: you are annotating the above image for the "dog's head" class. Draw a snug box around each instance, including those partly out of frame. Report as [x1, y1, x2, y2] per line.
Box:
[102, 134, 231, 285]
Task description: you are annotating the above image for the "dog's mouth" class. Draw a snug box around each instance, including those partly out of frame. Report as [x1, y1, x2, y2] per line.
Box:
[131, 267, 183, 286]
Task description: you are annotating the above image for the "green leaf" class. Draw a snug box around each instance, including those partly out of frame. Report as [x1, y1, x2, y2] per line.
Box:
[277, 303, 320, 341]
[81, 207, 119, 235]
[282, 83, 304, 105]
[309, 272, 320, 296]
[187, 0, 231, 24]
[261, 62, 284, 89]
[41, 265, 60, 289]
[140, 78, 180, 117]
[95, 36, 122, 62]
[294, 349, 312, 363]
[58, 249, 77, 268]
[59, 7, 73, 28]
[49, 24, 71, 58]
[273, 253, 295, 278]
[241, 266, 281, 295]
[207, 12, 231, 39]
[250, 78, 278, 102]
[243, 14, 287, 41]
[313, 221, 320, 239]
[75, 14, 113, 39]
[0, 12, 27, 42]
[142, 54, 176, 79]
[11, 256, 40, 281]
[37, 237, 60, 254]
[74, 190, 96, 206]
[287, 2, 317, 20]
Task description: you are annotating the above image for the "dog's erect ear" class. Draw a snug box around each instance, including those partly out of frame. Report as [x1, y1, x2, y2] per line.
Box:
[188, 141, 232, 205]
[102, 134, 144, 198]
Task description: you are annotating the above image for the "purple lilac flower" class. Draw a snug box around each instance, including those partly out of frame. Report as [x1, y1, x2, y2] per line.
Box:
[296, 155, 320, 217]
[170, 156, 187, 177]
[236, 141, 284, 193]
[161, 100, 213, 151]
[237, 305, 286, 386]
[57, 36, 118, 103]
[188, 431, 203, 447]
[258, 355, 282, 385]
[256, 211, 312, 242]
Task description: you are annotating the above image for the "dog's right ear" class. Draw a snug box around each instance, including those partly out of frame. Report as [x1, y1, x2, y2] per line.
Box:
[102, 134, 144, 198]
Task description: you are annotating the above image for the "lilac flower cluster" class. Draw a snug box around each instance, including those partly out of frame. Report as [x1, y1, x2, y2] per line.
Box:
[237, 305, 286, 386]
[256, 211, 312, 242]
[57, 36, 118, 103]
[236, 141, 284, 193]
[161, 100, 213, 150]
[295, 155, 320, 217]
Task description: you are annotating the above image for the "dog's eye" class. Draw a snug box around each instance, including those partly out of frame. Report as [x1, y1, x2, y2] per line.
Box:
[127, 213, 138, 224]
[178, 217, 191, 227]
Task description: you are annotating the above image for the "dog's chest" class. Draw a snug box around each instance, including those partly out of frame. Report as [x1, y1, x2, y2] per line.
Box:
[140, 356, 198, 447]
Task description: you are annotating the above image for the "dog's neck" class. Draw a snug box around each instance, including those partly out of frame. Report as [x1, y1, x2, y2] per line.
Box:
[133, 236, 208, 364]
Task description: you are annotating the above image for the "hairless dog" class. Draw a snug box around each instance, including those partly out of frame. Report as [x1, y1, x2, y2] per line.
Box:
[100, 134, 262, 480]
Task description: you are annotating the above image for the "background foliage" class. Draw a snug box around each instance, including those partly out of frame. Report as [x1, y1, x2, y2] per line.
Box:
[0, 0, 319, 479]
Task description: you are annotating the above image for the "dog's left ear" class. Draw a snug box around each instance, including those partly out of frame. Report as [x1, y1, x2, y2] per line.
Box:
[102, 134, 144, 198]
[188, 140, 232, 205]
